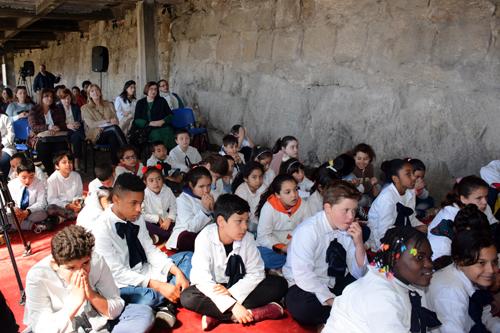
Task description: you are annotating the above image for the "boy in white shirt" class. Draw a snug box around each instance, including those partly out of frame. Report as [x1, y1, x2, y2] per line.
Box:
[8, 152, 47, 184]
[24, 225, 154, 333]
[7, 159, 48, 231]
[87, 163, 114, 199]
[181, 194, 287, 331]
[199, 154, 229, 200]
[47, 152, 83, 221]
[114, 145, 144, 178]
[219, 134, 245, 177]
[168, 129, 202, 173]
[146, 141, 183, 193]
[93, 173, 190, 328]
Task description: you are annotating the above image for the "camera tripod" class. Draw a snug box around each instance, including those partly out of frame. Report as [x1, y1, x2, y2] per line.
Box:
[0, 172, 32, 305]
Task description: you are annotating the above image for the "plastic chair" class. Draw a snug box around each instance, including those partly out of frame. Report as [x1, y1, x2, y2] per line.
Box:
[171, 107, 207, 136]
[13, 118, 30, 152]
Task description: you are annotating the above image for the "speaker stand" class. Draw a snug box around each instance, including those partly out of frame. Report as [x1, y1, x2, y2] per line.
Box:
[99, 72, 103, 90]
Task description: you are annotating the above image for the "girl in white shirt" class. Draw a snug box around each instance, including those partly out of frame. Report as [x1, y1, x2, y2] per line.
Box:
[283, 181, 368, 327]
[251, 146, 275, 187]
[368, 159, 426, 251]
[166, 166, 215, 251]
[428, 176, 498, 263]
[256, 174, 311, 270]
[114, 80, 137, 135]
[280, 158, 314, 200]
[324, 226, 441, 333]
[233, 162, 265, 234]
[427, 229, 500, 333]
[142, 166, 177, 244]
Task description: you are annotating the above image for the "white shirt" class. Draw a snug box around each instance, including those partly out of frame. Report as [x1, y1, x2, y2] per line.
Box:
[367, 183, 423, 251]
[263, 168, 276, 187]
[166, 192, 212, 249]
[306, 190, 323, 216]
[168, 145, 202, 173]
[47, 170, 83, 207]
[8, 177, 47, 212]
[212, 178, 225, 200]
[44, 111, 54, 127]
[87, 178, 103, 199]
[283, 211, 367, 304]
[0, 114, 16, 156]
[114, 163, 144, 178]
[428, 204, 498, 260]
[62, 104, 74, 124]
[24, 254, 124, 333]
[297, 177, 314, 200]
[324, 266, 436, 333]
[427, 264, 500, 333]
[235, 182, 265, 232]
[9, 166, 47, 185]
[146, 155, 175, 176]
[480, 160, 500, 186]
[256, 199, 310, 249]
[142, 185, 177, 223]
[190, 224, 265, 313]
[93, 207, 174, 288]
[76, 192, 105, 233]
[113, 96, 137, 122]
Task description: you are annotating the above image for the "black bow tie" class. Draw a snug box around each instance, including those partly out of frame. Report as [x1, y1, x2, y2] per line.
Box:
[225, 254, 246, 288]
[409, 290, 442, 333]
[469, 289, 494, 333]
[115, 221, 147, 269]
[325, 238, 347, 278]
[395, 203, 414, 227]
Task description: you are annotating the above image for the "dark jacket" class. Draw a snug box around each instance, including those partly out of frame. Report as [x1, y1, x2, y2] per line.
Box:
[33, 71, 60, 92]
[134, 96, 173, 128]
[28, 104, 67, 147]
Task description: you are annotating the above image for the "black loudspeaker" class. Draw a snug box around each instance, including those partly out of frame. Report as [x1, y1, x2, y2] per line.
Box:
[23, 61, 34, 76]
[91, 46, 109, 72]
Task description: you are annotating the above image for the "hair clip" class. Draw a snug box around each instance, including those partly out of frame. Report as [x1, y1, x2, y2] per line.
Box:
[409, 248, 418, 256]
[141, 166, 148, 174]
[400, 244, 407, 252]
[286, 160, 300, 173]
[326, 160, 338, 173]
[155, 164, 163, 170]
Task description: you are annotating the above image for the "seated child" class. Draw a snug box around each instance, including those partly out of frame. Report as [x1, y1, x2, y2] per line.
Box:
[181, 194, 288, 331]
[47, 152, 83, 221]
[323, 226, 441, 333]
[219, 134, 245, 176]
[167, 167, 214, 251]
[142, 166, 177, 244]
[269, 136, 299, 176]
[283, 181, 368, 327]
[87, 163, 114, 199]
[199, 154, 229, 200]
[351, 143, 380, 208]
[93, 173, 190, 328]
[146, 141, 183, 193]
[77, 187, 111, 233]
[367, 159, 426, 251]
[407, 158, 435, 219]
[220, 155, 236, 194]
[114, 145, 144, 178]
[480, 159, 500, 212]
[428, 176, 498, 262]
[233, 162, 266, 233]
[8, 152, 47, 184]
[230, 124, 254, 162]
[256, 174, 311, 270]
[427, 228, 500, 333]
[168, 129, 202, 173]
[279, 158, 314, 200]
[251, 146, 275, 187]
[24, 225, 155, 333]
[8, 159, 48, 231]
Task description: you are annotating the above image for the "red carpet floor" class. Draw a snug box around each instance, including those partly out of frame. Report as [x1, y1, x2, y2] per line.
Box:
[0, 223, 315, 333]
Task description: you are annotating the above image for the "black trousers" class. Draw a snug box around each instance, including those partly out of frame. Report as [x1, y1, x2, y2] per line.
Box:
[181, 275, 288, 321]
[96, 125, 127, 165]
[285, 274, 356, 326]
[35, 140, 69, 175]
[68, 128, 85, 159]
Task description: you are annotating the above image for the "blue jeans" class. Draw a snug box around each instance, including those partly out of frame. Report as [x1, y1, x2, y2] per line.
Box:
[119, 251, 193, 309]
[109, 303, 155, 333]
[258, 246, 286, 269]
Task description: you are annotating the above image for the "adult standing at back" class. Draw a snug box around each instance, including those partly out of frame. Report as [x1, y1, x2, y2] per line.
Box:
[134, 81, 175, 149]
[33, 64, 61, 94]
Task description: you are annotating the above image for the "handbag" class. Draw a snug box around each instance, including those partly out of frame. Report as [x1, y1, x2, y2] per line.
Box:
[128, 125, 152, 146]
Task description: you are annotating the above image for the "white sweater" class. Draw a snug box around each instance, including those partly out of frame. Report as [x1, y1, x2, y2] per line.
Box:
[47, 170, 83, 207]
[235, 182, 265, 232]
[142, 185, 177, 223]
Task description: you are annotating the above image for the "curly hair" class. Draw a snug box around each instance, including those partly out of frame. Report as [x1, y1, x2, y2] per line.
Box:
[51, 225, 95, 265]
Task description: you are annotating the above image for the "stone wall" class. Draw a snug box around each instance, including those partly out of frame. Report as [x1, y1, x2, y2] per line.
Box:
[169, 0, 500, 198]
[13, 6, 172, 101]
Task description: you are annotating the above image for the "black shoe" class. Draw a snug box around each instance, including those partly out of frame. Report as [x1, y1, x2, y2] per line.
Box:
[155, 306, 176, 328]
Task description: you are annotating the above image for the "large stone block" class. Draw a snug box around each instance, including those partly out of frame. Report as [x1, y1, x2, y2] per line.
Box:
[216, 33, 241, 63]
[302, 25, 335, 63]
[334, 19, 367, 63]
[256, 31, 273, 60]
[272, 30, 301, 62]
[275, 0, 300, 28]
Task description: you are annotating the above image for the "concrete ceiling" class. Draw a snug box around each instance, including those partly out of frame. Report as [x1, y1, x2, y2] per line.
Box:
[0, 0, 181, 53]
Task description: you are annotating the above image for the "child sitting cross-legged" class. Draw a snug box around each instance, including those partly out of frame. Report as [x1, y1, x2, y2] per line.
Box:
[114, 145, 144, 178]
[76, 187, 111, 234]
[47, 151, 83, 221]
[146, 141, 183, 193]
[142, 166, 177, 245]
[8, 159, 50, 232]
[168, 129, 202, 173]
[181, 194, 288, 331]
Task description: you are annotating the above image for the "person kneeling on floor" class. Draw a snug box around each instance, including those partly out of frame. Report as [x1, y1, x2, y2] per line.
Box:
[181, 193, 288, 331]
[24, 225, 155, 333]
